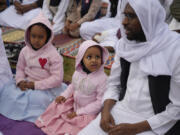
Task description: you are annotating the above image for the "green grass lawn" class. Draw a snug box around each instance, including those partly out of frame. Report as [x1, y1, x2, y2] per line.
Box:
[63, 56, 110, 83]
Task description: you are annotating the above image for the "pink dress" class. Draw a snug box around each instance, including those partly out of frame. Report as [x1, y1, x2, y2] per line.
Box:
[35, 40, 109, 135]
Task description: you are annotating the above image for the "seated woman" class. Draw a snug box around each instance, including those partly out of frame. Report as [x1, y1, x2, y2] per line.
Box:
[63, 0, 102, 38]
[0, 0, 43, 29]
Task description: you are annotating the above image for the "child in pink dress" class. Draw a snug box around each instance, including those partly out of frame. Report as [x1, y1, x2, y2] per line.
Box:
[35, 40, 109, 135]
[0, 12, 66, 123]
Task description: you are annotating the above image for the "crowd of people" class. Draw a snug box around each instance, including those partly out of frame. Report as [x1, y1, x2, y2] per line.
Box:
[0, 0, 180, 135]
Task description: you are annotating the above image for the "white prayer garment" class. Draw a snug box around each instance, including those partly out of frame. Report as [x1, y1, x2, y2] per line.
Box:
[78, 0, 180, 134]
[0, 0, 41, 29]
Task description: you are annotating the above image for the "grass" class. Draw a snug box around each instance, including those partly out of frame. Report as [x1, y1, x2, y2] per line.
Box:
[63, 56, 110, 83]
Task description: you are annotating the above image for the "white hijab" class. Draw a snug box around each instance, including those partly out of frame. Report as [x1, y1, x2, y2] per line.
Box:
[117, 0, 180, 76]
[0, 29, 13, 89]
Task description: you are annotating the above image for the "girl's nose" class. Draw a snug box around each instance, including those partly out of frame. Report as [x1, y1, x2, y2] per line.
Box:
[122, 17, 129, 26]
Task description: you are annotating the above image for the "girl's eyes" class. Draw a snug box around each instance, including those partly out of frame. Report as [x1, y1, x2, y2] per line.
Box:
[86, 55, 101, 60]
[87, 56, 91, 59]
[95, 56, 100, 59]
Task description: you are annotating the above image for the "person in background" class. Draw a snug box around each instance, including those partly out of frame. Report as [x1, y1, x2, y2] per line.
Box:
[0, 0, 43, 29]
[63, 0, 102, 38]
[0, 0, 8, 12]
[169, 0, 180, 33]
[42, 0, 69, 35]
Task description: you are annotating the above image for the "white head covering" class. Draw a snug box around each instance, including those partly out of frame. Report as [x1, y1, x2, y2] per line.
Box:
[0, 29, 13, 89]
[116, 0, 180, 76]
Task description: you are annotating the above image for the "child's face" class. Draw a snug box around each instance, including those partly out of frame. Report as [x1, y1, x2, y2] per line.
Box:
[30, 25, 47, 50]
[83, 46, 102, 73]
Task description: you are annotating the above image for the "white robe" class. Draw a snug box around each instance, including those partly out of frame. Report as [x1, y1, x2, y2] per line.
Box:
[79, 0, 122, 41]
[78, 52, 180, 135]
[42, 0, 69, 34]
[0, 0, 41, 29]
[0, 29, 13, 89]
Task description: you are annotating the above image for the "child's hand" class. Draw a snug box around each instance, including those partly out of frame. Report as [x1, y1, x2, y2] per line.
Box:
[26, 81, 35, 90]
[17, 80, 27, 91]
[67, 112, 77, 119]
[55, 96, 66, 104]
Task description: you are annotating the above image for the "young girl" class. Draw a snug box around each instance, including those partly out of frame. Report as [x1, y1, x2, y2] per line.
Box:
[0, 12, 66, 122]
[35, 40, 109, 135]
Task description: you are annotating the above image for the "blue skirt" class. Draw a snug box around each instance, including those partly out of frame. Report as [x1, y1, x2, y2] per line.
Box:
[0, 80, 67, 122]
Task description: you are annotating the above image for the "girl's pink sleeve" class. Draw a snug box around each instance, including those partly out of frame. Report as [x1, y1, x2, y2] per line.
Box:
[35, 53, 63, 90]
[76, 78, 107, 115]
[15, 49, 27, 85]
[60, 84, 74, 98]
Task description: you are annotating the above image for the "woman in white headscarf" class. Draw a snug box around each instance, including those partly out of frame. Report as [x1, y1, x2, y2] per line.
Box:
[78, 0, 180, 134]
[0, 28, 13, 90]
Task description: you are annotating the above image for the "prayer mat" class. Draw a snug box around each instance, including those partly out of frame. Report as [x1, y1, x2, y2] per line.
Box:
[0, 114, 46, 135]
[1, 26, 24, 43]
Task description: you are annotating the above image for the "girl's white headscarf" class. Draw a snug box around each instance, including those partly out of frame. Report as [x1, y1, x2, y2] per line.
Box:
[0, 29, 13, 89]
[116, 0, 180, 76]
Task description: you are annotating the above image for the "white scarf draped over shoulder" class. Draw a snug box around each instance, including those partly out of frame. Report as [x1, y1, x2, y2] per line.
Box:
[116, 0, 180, 76]
[0, 29, 13, 88]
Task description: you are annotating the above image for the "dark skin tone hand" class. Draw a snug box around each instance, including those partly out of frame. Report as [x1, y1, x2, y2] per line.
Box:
[100, 99, 116, 132]
[17, 81, 34, 91]
[69, 23, 80, 31]
[67, 111, 77, 119]
[108, 121, 151, 135]
[55, 96, 66, 104]
[14, 1, 38, 14]
[100, 100, 151, 135]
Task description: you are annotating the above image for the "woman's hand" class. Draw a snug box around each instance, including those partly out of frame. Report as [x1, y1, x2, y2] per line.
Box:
[55, 96, 66, 104]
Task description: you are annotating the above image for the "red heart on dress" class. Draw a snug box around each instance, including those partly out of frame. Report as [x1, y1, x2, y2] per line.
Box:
[39, 58, 47, 69]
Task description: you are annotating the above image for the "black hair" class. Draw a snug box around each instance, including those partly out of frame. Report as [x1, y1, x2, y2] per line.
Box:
[29, 23, 51, 50]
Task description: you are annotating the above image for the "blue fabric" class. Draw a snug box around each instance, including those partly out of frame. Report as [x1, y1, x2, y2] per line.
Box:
[0, 80, 67, 122]
[6, 0, 10, 6]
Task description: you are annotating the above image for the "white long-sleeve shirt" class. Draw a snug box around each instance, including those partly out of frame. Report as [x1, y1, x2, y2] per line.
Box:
[103, 53, 180, 135]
